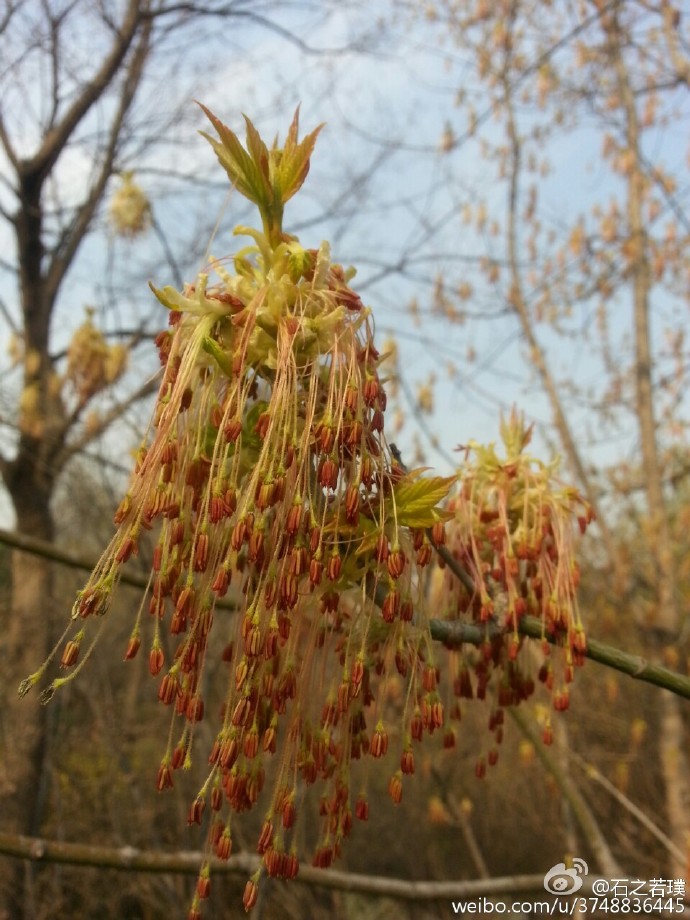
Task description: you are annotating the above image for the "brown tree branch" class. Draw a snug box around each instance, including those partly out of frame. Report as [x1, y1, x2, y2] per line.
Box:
[44, 12, 153, 310]
[1, 525, 689, 699]
[18, 0, 145, 184]
[0, 831, 558, 900]
[428, 615, 690, 701]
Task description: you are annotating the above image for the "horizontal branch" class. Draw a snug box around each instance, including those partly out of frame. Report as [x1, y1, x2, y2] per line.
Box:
[0, 527, 236, 611]
[0, 831, 549, 900]
[1, 527, 688, 700]
[429, 616, 690, 701]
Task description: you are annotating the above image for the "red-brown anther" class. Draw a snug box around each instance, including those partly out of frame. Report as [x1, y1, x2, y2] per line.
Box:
[263, 579, 277, 609]
[152, 544, 163, 572]
[370, 408, 384, 433]
[235, 657, 250, 690]
[344, 484, 360, 523]
[193, 533, 209, 572]
[196, 875, 211, 900]
[359, 455, 374, 487]
[430, 521, 446, 546]
[375, 534, 389, 563]
[124, 635, 141, 661]
[350, 657, 365, 696]
[345, 419, 363, 449]
[186, 695, 204, 723]
[257, 819, 274, 854]
[264, 626, 279, 659]
[344, 386, 359, 414]
[308, 526, 321, 555]
[279, 574, 298, 610]
[431, 699, 444, 730]
[352, 795, 368, 823]
[231, 517, 248, 551]
[542, 722, 554, 745]
[212, 565, 231, 597]
[158, 672, 178, 705]
[401, 747, 415, 775]
[248, 530, 265, 565]
[244, 725, 259, 759]
[553, 688, 570, 712]
[415, 542, 432, 567]
[327, 551, 342, 582]
[232, 695, 252, 728]
[444, 726, 457, 749]
[382, 589, 400, 623]
[175, 584, 194, 616]
[243, 878, 259, 911]
[222, 416, 242, 443]
[215, 829, 233, 861]
[475, 757, 487, 779]
[337, 680, 350, 713]
[284, 851, 299, 879]
[168, 519, 185, 547]
[363, 375, 380, 407]
[211, 786, 223, 812]
[286, 502, 302, 536]
[388, 771, 403, 805]
[309, 557, 323, 587]
[60, 639, 80, 669]
[263, 721, 277, 752]
[254, 479, 272, 511]
[289, 545, 308, 577]
[371, 723, 388, 758]
[222, 641, 234, 662]
[149, 646, 164, 676]
[219, 737, 240, 769]
[315, 422, 335, 454]
[410, 707, 423, 742]
[156, 762, 174, 791]
[209, 818, 224, 847]
[313, 845, 334, 869]
[254, 410, 271, 440]
[188, 797, 205, 825]
[115, 533, 137, 564]
[280, 794, 296, 829]
[422, 664, 438, 693]
[387, 547, 405, 579]
[318, 456, 339, 490]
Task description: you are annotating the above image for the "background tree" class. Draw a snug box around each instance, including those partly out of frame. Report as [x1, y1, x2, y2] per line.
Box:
[0, 3, 375, 916]
[379, 0, 690, 880]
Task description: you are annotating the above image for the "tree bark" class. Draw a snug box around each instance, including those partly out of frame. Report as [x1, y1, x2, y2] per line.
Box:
[0, 492, 54, 920]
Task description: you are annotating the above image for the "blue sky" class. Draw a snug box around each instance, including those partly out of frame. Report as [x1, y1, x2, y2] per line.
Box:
[1, 1, 688, 529]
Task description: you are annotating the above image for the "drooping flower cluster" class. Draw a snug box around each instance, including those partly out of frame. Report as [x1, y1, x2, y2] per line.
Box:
[109, 171, 151, 238]
[21, 110, 592, 916]
[22, 109, 458, 914]
[430, 412, 592, 771]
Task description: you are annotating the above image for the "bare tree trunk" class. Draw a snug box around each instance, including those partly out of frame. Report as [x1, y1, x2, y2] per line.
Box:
[0, 491, 54, 920]
[604, 4, 690, 879]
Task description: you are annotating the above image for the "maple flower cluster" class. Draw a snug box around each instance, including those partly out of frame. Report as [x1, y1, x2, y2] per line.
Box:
[431, 414, 592, 771]
[20, 109, 592, 915]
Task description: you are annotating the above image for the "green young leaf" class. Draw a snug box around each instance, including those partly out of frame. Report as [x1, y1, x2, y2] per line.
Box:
[202, 336, 233, 377]
[243, 114, 273, 204]
[392, 470, 456, 528]
[197, 103, 268, 209]
[276, 108, 324, 203]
